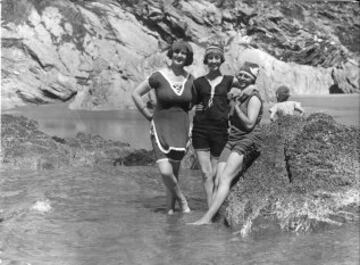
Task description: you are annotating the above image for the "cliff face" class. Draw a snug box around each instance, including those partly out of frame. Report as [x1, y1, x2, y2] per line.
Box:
[1, 0, 359, 110]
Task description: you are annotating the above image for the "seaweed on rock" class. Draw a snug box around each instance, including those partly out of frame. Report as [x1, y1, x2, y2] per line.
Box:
[224, 113, 359, 235]
[0, 114, 154, 169]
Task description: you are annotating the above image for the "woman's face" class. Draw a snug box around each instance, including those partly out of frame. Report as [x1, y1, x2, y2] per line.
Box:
[236, 72, 254, 89]
[206, 53, 223, 71]
[172, 48, 188, 67]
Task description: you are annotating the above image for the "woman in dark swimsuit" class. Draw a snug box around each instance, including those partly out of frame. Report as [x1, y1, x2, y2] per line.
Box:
[132, 40, 194, 215]
[191, 40, 237, 208]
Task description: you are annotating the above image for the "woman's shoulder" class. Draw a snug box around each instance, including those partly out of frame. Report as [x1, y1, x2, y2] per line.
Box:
[148, 70, 164, 80]
[247, 89, 263, 107]
[224, 74, 235, 80]
[223, 74, 236, 81]
[193, 75, 207, 86]
[148, 70, 168, 88]
[194, 75, 206, 81]
[223, 75, 238, 88]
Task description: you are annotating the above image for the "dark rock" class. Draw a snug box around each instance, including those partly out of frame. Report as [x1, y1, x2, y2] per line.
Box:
[120, 149, 155, 166]
[331, 61, 359, 93]
[224, 113, 359, 235]
[0, 114, 143, 169]
[329, 84, 344, 94]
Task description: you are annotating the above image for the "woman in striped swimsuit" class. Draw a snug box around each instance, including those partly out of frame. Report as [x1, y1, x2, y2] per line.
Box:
[132, 40, 194, 215]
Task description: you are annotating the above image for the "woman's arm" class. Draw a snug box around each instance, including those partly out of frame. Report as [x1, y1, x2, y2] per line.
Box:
[294, 102, 305, 116]
[190, 80, 201, 109]
[269, 105, 277, 122]
[131, 80, 153, 121]
[234, 96, 262, 130]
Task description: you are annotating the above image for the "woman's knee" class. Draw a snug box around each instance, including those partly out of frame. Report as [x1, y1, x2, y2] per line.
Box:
[218, 172, 235, 187]
[160, 168, 173, 178]
[200, 167, 213, 181]
[158, 162, 173, 177]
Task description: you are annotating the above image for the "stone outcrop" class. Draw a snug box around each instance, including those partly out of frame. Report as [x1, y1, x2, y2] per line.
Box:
[0, 114, 155, 169]
[1, 0, 359, 110]
[223, 114, 359, 235]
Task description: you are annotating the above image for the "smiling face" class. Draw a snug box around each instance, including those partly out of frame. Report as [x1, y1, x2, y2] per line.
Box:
[236, 71, 255, 89]
[171, 48, 188, 67]
[205, 52, 223, 71]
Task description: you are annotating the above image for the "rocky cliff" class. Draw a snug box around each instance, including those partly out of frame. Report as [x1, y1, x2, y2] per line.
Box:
[2, 0, 359, 110]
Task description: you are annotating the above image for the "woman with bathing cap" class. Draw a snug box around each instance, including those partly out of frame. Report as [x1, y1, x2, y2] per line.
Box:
[191, 39, 239, 208]
[189, 61, 263, 225]
[132, 40, 194, 215]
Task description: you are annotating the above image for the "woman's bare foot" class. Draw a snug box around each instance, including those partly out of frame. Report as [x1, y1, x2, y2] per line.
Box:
[179, 199, 191, 213]
[181, 204, 191, 213]
[167, 209, 175, 215]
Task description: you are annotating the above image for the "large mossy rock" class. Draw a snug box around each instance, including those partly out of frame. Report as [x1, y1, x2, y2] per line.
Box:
[224, 113, 359, 235]
[1, 114, 155, 169]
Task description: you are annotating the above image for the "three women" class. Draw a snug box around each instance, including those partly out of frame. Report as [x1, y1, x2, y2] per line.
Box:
[133, 39, 263, 222]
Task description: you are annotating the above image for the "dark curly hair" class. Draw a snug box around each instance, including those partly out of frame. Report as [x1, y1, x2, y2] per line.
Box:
[166, 40, 194, 66]
[276, 86, 290, 102]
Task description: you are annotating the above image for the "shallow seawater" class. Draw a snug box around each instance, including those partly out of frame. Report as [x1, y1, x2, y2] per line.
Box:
[0, 166, 359, 265]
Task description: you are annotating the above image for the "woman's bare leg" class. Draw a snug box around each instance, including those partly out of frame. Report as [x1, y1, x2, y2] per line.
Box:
[171, 160, 191, 213]
[165, 187, 176, 215]
[195, 150, 216, 208]
[210, 155, 219, 188]
[210, 161, 226, 205]
[158, 159, 190, 214]
[189, 152, 244, 225]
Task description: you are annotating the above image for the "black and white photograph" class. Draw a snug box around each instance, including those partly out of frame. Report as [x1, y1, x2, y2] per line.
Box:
[1, 0, 359, 264]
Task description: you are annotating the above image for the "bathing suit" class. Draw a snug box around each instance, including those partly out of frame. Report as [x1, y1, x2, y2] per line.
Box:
[219, 89, 263, 168]
[191, 75, 235, 157]
[148, 70, 194, 162]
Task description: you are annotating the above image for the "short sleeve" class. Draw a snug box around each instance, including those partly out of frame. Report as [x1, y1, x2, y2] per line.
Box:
[294, 101, 302, 109]
[148, 72, 160, 89]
